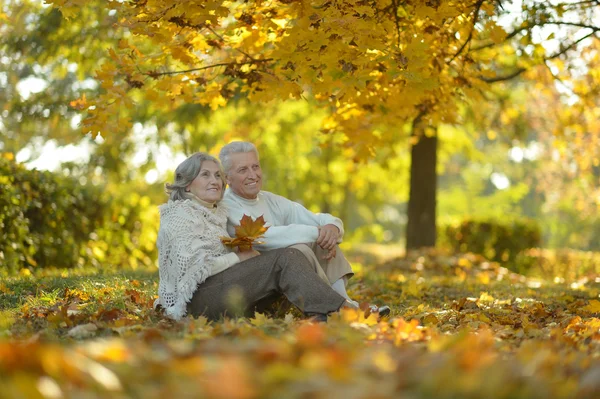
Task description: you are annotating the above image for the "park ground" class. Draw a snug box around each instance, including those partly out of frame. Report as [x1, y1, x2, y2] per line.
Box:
[1, 247, 599, 399]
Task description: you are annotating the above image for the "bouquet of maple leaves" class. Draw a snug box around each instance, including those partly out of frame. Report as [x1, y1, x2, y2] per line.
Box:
[221, 215, 269, 252]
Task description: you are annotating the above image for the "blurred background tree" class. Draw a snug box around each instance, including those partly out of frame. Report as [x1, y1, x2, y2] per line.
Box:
[1, 0, 599, 275]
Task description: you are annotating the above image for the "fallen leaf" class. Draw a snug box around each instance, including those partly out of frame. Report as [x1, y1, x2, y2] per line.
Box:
[67, 323, 98, 339]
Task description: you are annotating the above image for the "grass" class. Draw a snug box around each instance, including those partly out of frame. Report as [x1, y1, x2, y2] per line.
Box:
[1, 249, 599, 398]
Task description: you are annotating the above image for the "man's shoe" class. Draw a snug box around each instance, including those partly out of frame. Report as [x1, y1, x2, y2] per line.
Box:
[368, 305, 391, 319]
[377, 305, 391, 318]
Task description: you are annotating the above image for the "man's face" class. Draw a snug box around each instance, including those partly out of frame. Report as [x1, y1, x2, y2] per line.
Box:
[226, 151, 263, 199]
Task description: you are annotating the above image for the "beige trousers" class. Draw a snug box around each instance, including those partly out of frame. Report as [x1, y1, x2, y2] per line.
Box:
[289, 242, 354, 286]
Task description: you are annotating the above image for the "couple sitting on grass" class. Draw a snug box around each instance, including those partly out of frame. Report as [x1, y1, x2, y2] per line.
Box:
[155, 141, 390, 322]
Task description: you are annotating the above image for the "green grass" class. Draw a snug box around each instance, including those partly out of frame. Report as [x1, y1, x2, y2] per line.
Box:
[1, 269, 158, 311]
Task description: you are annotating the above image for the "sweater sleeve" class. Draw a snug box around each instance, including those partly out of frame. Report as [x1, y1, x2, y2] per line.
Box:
[269, 192, 344, 238]
[221, 191, 344, 251]
[210, 252, 240, 276]
[253, 193, 344, 251]
[255, 224, 320, 251]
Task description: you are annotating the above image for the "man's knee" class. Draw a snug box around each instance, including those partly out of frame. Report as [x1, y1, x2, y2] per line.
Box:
[276, 248, 308, 268]
[282, 247, 304, 259]
[289, 243, 320, 262]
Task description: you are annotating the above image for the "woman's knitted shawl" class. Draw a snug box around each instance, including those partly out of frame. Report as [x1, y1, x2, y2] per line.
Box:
[156, 199, 231, 320]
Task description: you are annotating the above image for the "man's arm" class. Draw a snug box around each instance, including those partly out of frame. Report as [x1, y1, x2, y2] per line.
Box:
[255, 224, 320, 251]
[221, 194, 320, 250]
[269, 192, 345, 239]
[222, 190, 345, 250]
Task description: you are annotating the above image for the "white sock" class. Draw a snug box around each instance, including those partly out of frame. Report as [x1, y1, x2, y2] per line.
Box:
[332, 278, 359, 308]
[342, 299, 359, 309]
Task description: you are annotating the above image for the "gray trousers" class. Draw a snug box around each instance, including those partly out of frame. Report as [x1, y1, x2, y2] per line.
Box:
[187, 248, 346, 320]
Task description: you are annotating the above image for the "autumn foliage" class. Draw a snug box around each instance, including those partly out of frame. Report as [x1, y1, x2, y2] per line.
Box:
[221, 214, 270, 251]
[3, 1, 600, 397]
[50, 0, 600, 165]
[1, 250, 600, 398]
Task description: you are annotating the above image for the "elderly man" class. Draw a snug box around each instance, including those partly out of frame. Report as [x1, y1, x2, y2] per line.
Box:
[219, 141, 389, 315]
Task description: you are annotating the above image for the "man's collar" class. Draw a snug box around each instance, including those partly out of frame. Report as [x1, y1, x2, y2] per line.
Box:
[227, 188, 260, 204]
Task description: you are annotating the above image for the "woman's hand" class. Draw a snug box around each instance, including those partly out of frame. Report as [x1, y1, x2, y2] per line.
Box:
[237, 249, 260, 262]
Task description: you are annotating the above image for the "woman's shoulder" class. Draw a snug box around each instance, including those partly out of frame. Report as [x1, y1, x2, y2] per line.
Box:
[159, 200, 203, 223]
[159, 198, 202, 211]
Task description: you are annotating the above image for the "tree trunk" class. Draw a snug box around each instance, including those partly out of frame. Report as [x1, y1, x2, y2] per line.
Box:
[321, 137, 333, 214]
[406, 120, 437, 251]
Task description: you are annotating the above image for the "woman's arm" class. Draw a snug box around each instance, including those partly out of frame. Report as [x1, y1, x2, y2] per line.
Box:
[210, 249, 262, 275]
[210, 252, 240, 275]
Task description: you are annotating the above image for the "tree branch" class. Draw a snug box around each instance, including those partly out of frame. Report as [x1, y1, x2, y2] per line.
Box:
[478, 29, 598, 83]
[391, 0, 402, 49]
[479, 67, 527, 83]
[471, 20, 600, 52]
[448, 0, 484, 64]
[546, 30, 599, 60]
[206, 26, 257, 61]
[470, 24, 527, 51]
[542, 59, 575, 97]
[146, 59, 273, 77]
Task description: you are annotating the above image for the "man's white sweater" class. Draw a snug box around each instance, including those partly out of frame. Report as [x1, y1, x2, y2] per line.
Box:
[221, 189, 344, 251]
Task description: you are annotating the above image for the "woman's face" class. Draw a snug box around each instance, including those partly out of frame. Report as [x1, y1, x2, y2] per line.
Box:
[186, 161, 224, 203]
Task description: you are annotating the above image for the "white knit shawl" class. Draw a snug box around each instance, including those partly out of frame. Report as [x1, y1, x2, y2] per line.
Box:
[155, 199, 231, 320]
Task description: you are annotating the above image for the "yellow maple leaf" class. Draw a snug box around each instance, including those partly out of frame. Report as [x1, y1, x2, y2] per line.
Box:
[583, 299, 600, 313]
[341, 307, 379, 326]
[250, 312, 272, 327]
[487, 22, 507, 44]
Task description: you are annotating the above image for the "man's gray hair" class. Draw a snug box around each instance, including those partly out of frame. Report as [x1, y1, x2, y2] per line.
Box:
[219, 141, 259, 174]
[165, 152, 225, 201]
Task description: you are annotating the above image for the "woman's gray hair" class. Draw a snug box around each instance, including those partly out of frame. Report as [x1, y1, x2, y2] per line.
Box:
[218, 141, 259, 174]
[165, 152, 226, 201]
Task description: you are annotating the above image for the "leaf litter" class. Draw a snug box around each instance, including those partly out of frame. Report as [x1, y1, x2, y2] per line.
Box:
[1, 249, 599, 398]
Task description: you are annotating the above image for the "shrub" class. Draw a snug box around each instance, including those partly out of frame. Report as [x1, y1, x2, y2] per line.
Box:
[514, 248, 600, 280]
[442, 218, 541, 271]
[0, 155, 157, 274]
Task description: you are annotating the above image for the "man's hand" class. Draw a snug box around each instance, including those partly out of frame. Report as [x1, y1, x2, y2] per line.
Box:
[317, 224, 340, 250]
[322, 247, 337, 261]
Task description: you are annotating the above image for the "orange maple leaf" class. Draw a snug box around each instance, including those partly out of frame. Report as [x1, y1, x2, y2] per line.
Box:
[221, 215, 269, 251]
[235, 215, 269, 238]
[69, 94, 88, 110]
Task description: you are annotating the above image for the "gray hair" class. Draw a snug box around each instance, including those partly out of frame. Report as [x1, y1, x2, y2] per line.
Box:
[218, 141, 259, 174]
[165, 152, 226, 201]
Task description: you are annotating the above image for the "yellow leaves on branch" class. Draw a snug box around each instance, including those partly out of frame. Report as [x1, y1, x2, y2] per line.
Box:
[69, 94, 88, 110]
[50, 0, 598, 159]
[486, 21, 508, 44]
[221, 214, 269, 251]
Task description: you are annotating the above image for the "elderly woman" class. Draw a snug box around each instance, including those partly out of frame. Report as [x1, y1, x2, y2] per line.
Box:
[155, 152, 346, 321]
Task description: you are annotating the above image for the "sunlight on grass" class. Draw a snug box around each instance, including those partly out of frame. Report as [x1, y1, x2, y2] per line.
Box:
[1, 250, 599, 398]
